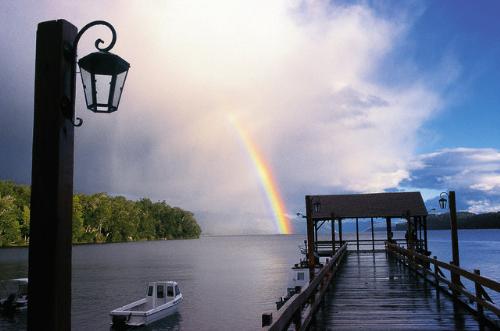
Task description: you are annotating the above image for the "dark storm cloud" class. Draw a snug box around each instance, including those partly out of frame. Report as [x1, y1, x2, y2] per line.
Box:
[402, 148, 500, 212]
[0, 39, 35, 185]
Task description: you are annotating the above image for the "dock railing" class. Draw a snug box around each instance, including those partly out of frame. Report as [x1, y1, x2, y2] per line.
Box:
[316, 238, 407, 254]
[387, 242, 500, 326]
[262, 242, 348, 331]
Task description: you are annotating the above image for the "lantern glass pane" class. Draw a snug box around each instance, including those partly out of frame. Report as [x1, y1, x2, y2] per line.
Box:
[80, 67, 94, 109]
[111, 71, 127, 108]
[95, 74, 112, 111]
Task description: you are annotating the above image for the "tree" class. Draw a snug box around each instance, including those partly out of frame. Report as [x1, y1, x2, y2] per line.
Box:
[72, 195, 84, 242]
[136, 198, 157, 240]
[20, 205, 30, 243]
[107, 196, 138, 242]
[0, 195, 21, 246]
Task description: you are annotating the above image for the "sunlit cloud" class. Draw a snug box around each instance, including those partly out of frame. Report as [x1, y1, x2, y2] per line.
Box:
[0, 1, 448, 234]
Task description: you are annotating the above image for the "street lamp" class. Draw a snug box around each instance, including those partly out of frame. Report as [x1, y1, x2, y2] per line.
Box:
[29, 19, 130, 330]
[438, 192, 448, 209]
[437, 190, 460, 291]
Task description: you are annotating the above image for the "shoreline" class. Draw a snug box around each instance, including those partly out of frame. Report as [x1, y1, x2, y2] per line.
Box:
[0, 236, 201, 249]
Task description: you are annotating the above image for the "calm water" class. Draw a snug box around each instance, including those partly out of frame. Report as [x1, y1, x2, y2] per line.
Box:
[0, 230, 499, 330]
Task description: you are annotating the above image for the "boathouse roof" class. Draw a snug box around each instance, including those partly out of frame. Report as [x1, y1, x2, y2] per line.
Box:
[310, 192, 428, 219]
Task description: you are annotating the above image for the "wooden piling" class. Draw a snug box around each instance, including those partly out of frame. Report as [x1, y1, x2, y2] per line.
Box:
[448, 191, 461, 292]
[474, 269, 484, 318]
[262, 313, 273, 327]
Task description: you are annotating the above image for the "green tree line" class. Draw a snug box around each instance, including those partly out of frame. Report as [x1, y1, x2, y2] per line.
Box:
[0, 180, 201, 247]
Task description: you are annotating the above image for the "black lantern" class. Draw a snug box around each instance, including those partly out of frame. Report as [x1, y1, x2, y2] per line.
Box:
[313, 201, 321, 213]
[78, 51, 129, 113]
[439, 192, 448, 209]
[72, 20, 130, 119]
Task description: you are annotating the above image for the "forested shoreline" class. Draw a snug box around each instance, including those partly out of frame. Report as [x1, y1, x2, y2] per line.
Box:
[395, 212, 500, 231]
[0, 180, 201, 247]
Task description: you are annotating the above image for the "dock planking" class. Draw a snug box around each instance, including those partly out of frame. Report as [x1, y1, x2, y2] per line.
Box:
[311, 252, 486, 330]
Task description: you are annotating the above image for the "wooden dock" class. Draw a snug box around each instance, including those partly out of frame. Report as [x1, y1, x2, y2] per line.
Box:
[262, 192, 500, 331]
[312, 252, 482, 330]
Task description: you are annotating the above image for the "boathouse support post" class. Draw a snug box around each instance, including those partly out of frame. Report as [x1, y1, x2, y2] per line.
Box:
[356, 218, 359, 252]
[405, 211, 415, 267]
[415, 216, 420, 252]
[314, 222, 318, 255]
[371, 217, 375, 251]
[338, 219, 343, 245]
[449, 191, 461, 290]
[420, 217, 424, 251]
[306, 196, 315, 281]
[406, 211, 414, 251]
[420, 217, 424, 252]
[386, 217, 392, 243]
[28, 20, 77, 331]
[415, 216, 423, 253]
[331, 214, 335, 255]
[423, 216, 428, 253]
[418, 217, 423, 252]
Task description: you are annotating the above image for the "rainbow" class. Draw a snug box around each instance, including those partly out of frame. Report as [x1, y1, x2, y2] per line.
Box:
[229, 115, 292, 234]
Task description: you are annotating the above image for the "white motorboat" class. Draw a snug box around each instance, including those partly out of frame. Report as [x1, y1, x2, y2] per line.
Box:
[0, 278, 28, 313]
[110, 281, 182, 327]
[276, 242, 323, 310]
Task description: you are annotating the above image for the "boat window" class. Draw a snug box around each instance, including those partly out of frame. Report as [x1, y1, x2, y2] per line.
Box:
[175, 285, 180, 296]
[157, 285, 164, 298]
[297, 272, 304, 280]
[167, 286, 174, 297]
[148, 286, 153, 296]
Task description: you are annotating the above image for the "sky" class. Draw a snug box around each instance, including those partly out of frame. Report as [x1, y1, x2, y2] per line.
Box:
[2, 0, 500, 234]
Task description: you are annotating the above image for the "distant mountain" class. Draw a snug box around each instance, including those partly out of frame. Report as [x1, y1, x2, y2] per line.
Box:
[395, 212, 500, 230]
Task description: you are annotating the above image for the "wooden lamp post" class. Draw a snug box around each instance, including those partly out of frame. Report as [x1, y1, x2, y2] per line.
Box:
[439, 191, 460, 289]
[28, 19, 129, 330]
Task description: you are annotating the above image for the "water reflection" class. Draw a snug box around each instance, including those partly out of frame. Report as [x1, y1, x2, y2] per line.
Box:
[0, 310, 26, 331]
[143, 312, 182, 331]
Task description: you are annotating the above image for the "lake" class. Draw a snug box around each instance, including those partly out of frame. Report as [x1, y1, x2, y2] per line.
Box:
[0, 229, 499, 330]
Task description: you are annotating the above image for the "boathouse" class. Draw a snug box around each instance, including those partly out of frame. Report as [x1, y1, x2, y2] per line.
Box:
[306, 192, 429, 257]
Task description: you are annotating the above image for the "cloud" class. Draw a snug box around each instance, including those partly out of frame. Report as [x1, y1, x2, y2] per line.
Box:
[0, 1, 447, 234]
[402, 148, 500, 212]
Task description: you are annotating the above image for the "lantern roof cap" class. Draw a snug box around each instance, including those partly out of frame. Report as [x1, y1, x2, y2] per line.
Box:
[78, 51, 130, 76]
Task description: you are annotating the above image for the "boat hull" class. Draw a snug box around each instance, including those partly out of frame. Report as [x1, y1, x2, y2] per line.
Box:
[111, 296, 182, 326]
